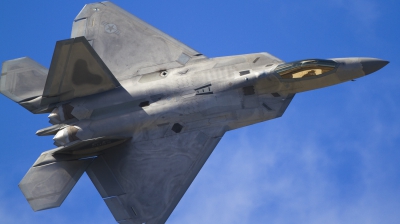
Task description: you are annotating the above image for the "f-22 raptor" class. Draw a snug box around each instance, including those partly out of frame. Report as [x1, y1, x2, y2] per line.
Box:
[0, 2, 388, 224]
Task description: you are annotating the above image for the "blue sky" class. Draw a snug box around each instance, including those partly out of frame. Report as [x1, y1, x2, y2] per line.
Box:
[1, 0, 399, 223]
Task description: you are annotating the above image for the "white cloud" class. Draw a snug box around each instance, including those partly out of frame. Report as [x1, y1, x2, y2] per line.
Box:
[168, 101, 400, 224]
[329, 0, 381, 34]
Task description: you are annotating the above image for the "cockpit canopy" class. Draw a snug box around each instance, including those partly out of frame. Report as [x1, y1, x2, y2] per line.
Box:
[274, 59, 337, 79]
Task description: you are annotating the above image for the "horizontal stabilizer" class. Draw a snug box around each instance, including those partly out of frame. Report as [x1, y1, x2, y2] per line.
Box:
[0, 57, 48, 112]
[42, 36, 120, 105]
[19, 158, 93, 211]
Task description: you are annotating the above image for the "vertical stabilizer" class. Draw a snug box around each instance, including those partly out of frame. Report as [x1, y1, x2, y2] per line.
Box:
[19, 149, 94, 211]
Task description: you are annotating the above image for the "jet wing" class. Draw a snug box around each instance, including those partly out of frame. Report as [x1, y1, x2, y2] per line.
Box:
[71, 2, 206, 80]
[86, 127, 225, 224]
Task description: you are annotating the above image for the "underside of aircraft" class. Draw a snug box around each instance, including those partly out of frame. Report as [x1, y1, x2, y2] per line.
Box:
[0, 2, 388, 224]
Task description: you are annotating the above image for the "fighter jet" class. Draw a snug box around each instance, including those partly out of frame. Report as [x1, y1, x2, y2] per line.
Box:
[0, 2, 388, 224]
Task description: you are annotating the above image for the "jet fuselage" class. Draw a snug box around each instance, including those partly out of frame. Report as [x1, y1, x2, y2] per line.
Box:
[50, 54, 386, 149]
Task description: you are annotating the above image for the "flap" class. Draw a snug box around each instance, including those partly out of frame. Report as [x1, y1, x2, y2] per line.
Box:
[42, 36, 120, 104]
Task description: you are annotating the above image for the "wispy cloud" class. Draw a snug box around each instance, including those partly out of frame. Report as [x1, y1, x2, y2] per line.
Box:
[168, 98, 400, 224]
[329, 0, 381, 34]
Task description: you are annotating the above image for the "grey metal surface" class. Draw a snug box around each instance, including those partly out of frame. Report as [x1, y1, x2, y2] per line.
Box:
[42, 36, 120, 104]
[0, 57, 48, 112]
[0, 1, 390, 224]
[71, 2, 206, 81]
[360, 58, 390, 75]
[19, 158, 93, 211]
[86, 128, 224, 224]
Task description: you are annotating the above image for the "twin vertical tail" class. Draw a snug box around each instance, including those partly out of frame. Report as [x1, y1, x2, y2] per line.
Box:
[0, 36, 120, 114]
[0, 36, 124, 211]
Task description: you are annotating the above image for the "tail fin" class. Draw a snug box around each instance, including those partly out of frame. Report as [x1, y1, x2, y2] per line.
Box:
[18, 136, 129, 211]
[41, 36, 120, 105]
[19, 148, 93, 211]
[1, 37, 121, 113]
[0, 57, 48, 112]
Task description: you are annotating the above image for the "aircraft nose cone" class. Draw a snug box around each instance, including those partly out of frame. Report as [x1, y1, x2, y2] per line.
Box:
[360, 58, 389, 75]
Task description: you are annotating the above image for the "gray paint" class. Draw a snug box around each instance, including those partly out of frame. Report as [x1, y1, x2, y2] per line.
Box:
[0, 2, 389, 224]
[18, 159, 93, 211]
[0, 57, 48, 103]
[43, 37, 120, 103]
